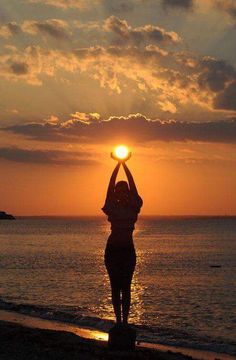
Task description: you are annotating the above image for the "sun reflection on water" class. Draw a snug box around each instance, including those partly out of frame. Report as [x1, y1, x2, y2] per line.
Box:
[130, 250, 146, 324]
[97, 249, 146, 324]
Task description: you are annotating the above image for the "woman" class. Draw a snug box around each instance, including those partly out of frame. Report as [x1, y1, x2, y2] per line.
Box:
[102, 154, 143, 325]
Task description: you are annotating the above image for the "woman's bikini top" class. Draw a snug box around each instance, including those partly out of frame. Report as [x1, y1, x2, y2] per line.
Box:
[102, 194, 143, 231]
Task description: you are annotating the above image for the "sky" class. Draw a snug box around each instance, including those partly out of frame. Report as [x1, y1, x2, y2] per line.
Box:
[0, 0, 236, 216]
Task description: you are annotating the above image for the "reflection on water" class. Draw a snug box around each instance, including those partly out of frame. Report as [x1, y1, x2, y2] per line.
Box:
[88, 329, 108, 341]
[0, 309, 109, 341]
[0, 216, 235, 352]
[131, 251, 146, 324]
[99, 248, 147, 325]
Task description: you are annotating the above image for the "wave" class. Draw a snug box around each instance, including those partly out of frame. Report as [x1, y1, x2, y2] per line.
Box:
[0, 297, 235, 356]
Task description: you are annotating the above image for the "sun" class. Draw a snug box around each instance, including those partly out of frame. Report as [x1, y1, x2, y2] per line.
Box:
[114, 145, 129, 160]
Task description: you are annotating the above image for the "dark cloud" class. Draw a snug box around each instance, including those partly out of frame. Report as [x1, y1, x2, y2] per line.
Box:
[104, 16, 180, 45]
[214, 81, 236, 111]
[10, 62, 29, 75]
[35, 23, 67, 39]
[198, 57, 236, 93]
[0, 19, 70, 40]
[0, 147, 97, 166]
[0, 22, 22, 38]
[102, 0, 135, 14]
[27, 0, 139, 11]
[27, 0, 88, 9]
[162, 0, 236, 18]
[197, 57, 236, 111]
[216, 1, 236, 18]
[3, 115, 236, 144]
[161, 0, 194, 9]
[24, 19, 70, 40]
[6, 22, 22, 35]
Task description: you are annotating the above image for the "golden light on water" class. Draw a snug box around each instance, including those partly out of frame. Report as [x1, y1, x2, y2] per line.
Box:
[114, 145, 129, 160]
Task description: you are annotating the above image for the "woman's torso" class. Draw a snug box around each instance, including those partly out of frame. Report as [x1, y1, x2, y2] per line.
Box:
[105, 229, 134, 251]
[108, 204, 138, 229]
[105, 204, 137, 251]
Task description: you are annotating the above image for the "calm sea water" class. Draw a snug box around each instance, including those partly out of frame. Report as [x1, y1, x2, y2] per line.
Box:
[0, 216, 235, 355]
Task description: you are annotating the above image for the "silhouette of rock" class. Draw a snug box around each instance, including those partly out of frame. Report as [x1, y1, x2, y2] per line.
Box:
[108, 324, 136, 351]
[0, 211, 15, 220]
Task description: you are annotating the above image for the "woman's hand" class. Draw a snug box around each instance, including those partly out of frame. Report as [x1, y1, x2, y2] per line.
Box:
[110, 152, 118, 161]
[124, 151, 131, 162]
[111, 151, 131, 163]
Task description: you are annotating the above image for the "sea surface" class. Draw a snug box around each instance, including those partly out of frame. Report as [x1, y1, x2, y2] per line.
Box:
[0, 216, 235, 355]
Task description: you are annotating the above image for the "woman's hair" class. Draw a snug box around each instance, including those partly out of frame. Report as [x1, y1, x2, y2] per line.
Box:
[115, 180, 129, 192]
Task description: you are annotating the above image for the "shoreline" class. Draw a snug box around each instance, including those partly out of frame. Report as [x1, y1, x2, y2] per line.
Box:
[0, 310, 234, 360]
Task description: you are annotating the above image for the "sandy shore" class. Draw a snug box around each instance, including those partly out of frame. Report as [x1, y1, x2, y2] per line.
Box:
[0, 310, 234, 360]
[0, 319, 195, 360]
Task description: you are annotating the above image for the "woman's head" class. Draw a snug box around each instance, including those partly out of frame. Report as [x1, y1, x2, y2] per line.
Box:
[114, 181, 130, 203]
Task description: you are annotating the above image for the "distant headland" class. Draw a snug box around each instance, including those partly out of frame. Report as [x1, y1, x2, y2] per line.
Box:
[0, 211, 15, 220]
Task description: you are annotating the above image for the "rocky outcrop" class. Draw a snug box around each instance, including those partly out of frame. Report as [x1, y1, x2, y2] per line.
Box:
[0, 211, 15, 220]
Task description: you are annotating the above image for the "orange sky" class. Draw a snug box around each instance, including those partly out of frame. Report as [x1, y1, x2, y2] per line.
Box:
[0, 0, 236, 215]
[1, 141, 236, 216]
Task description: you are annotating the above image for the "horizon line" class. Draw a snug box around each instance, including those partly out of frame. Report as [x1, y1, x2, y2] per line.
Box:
[13, 214, 236, 218]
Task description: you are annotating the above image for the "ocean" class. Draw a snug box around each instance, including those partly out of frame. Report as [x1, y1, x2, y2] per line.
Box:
[0, 216, 235, 356]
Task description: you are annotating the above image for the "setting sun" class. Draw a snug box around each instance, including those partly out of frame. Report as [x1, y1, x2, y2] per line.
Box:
[113, 145, 129, 160]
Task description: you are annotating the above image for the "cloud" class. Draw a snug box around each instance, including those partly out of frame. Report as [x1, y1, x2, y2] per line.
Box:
[70, 112, 100, 122]
[0, 19, 70, 40]
[198, 57, 236, 92]
[27, 0, 138, 12]
[0, 42, 173, 92]
[22, 0, 236, 20]
[1, 41, 236, 112]
[161, 0, 236, 19]
[161, 0, 194, 9]
[0, 15, 235, 114]
[27, 0, 90, 9]
[104, 16, 181, 45]
[0, 45, 77, 85]
[3, 114, 236, 144]
[0, 147, 98, 166]
[102, 0, 136, 14]
[159, 100, 177, 113]
[10, 62, 29, 75]
[0, 22, 22, 38]
[22, 19, 70, 40]
[214, 81, 236, 111]
[198, 57, 236, 111]
[215, 0, 236, 19]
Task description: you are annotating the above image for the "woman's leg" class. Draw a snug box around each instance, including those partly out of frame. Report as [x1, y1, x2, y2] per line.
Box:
[121, 251, 136, 324]
[121, 283, 131, 324]
[105, 248, 122, 324]
[111, 286, 122, 324]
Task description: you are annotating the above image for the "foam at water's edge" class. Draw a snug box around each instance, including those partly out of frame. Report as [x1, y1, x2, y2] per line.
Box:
[0, 297, 235, 356]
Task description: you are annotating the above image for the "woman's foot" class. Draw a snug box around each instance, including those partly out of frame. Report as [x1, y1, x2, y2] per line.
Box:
[115, 318, 122, 327]
[122, 321, 129, 328]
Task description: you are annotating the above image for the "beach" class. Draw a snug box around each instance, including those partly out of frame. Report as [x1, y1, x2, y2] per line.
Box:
[0, 318, 195, 360]
[0, 310, 235, 360]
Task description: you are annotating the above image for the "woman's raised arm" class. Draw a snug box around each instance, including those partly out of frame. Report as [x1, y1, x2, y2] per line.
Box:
[106, 162, 120, 197]
[102, 162, 120, 213]
[122, 162, 138, 196]
[122, 162, 143, 210]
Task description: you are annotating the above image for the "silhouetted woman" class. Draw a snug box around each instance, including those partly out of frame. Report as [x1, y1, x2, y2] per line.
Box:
[102, 156, 143, 325]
